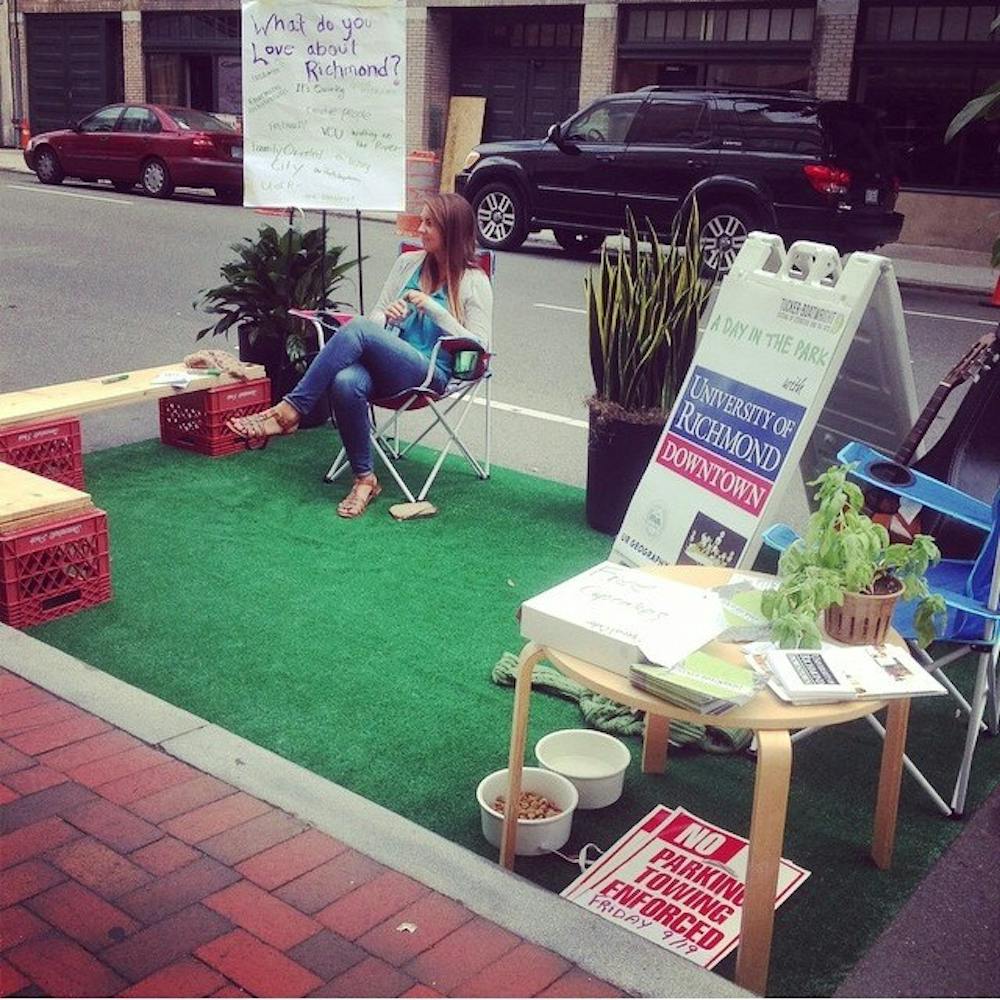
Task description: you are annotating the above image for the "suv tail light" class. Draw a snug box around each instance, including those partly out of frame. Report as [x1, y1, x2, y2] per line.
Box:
[803, 163, 851, 196]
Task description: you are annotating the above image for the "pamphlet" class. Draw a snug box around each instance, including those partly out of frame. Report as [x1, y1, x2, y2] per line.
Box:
[561, 805, 809, 969]
[519, 562, 727, 676]
[753, 643, 947, 704]
[630, 651, 761, 715]
[711, 573, 777, 643]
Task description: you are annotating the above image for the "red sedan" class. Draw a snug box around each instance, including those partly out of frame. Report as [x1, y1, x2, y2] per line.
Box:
[23, 103, 244, 203]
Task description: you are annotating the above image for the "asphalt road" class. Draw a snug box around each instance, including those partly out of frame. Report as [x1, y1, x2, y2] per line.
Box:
[1, 176, 996, 531]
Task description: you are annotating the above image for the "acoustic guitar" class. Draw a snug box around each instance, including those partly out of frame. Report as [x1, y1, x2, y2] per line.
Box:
[864, 325, 999, 541]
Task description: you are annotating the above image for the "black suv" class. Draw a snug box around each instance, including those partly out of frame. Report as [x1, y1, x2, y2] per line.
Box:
[455, 88, 903, 272]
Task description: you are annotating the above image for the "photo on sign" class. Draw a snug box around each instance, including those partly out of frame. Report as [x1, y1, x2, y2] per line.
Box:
[678, 512, 746, 569]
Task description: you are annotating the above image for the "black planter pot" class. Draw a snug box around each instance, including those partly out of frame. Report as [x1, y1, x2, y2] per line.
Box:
[237, 329, 331, 428]
[586, 411, 665, 535]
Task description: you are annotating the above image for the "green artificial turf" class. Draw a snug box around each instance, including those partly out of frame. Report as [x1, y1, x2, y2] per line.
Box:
[30, 430, 1000, 997]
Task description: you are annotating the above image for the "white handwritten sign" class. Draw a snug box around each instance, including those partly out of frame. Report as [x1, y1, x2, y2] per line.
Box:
[241, 0, 405, 210]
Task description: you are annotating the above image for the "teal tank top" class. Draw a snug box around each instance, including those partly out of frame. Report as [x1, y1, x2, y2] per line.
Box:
[397, 262, 453, 381]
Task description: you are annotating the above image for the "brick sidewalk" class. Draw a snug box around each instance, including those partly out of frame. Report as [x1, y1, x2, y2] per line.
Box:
[0, 669, 626, 998]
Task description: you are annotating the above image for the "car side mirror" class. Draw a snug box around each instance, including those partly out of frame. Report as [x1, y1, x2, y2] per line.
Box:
[547, 121, 577, 153]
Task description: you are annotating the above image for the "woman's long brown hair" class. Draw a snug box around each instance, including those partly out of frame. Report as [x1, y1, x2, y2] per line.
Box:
[420, 193, 477, 324]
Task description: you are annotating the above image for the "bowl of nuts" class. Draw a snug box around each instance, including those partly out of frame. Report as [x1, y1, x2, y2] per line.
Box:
[476, 767, 578, 856]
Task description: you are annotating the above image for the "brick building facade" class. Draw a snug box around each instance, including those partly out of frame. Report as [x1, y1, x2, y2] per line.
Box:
[3, 0, 999, 249]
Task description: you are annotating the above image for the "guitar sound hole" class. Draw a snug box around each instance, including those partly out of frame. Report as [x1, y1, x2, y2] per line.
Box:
[867, 461, 915, 488]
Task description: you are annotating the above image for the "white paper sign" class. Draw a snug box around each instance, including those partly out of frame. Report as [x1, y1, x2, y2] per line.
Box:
[241, 0, 406, 209]
[562, 805, 809, 969]
[612, 235, 899, 571]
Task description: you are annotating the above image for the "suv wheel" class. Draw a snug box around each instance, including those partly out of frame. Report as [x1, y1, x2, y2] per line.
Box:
[554, 229, 603, 257]
[472, 183, 528, 251]
[34, 148, 64, 185]
[698, 203, 754, 275]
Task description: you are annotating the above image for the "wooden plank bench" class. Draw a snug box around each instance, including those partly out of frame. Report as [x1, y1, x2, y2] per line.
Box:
[0, 462, 93, 534]
[0, 363, 266, 429]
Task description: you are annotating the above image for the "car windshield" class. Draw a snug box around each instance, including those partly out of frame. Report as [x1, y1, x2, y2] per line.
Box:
[819, 103, 890, 170]
[166, 108, 235, 133]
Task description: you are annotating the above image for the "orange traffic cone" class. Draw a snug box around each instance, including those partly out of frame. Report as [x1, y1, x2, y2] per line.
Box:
[986, 273, 1000, 309]
[18, 119, 30, 149]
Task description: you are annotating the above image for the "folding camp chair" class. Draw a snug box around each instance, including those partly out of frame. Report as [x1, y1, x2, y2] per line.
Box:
[289, 245, 495, 503]
[763, 440, 1000, 817]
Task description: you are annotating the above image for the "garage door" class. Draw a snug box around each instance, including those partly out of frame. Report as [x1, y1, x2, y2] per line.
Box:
[27, 14, 123, 134]
[451, 10, 583, 142]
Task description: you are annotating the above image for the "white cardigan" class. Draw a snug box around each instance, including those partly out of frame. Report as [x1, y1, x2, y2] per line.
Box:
[367, 251, 493, 348]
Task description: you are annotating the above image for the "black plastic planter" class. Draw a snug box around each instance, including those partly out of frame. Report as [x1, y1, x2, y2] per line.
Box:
[585, 411, 665, 535]
[237, 329, 331, 428]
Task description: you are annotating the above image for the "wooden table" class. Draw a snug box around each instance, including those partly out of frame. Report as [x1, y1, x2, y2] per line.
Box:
[500, 565, 910, 996]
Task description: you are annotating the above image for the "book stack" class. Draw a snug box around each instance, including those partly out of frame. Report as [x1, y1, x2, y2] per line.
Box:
[629, 650, 761, 715]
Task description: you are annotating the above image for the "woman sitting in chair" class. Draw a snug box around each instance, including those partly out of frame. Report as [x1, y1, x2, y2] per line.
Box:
[227, 193, 493, 518]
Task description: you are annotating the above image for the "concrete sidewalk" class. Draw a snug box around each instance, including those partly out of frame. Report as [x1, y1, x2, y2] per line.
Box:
[1, 146, 994, 298]
[0, 625, 746, 1000]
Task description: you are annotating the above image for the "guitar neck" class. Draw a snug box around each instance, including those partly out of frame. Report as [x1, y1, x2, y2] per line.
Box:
[894, 385, 950, 465]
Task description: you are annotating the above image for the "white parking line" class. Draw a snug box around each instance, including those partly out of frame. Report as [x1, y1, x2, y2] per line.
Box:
[535, 302, 586, 315]
[471, 395, 587, 429]
[7, 183, 133, 205]
[537, 300, 996, 327]
[903, 309, 996, 327]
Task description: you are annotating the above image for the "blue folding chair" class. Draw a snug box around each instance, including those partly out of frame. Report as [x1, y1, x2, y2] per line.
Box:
[763, 440, 1000, 816]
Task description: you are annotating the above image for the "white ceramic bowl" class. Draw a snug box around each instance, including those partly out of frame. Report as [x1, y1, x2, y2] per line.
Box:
[476, 767, 578, 856]
[534, 729, 631, 809]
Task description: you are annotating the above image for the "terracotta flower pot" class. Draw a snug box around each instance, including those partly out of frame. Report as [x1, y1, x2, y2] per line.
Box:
[823, 579, 903, 645]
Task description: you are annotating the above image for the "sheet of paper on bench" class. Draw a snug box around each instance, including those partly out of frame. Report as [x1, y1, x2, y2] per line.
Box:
[150, 371, 211, 388]
[0, 363, 266, 429]
[520, 561, 727, 675]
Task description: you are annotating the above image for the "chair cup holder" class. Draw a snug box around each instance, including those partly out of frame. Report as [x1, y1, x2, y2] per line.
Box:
[866, 460, 916, 488]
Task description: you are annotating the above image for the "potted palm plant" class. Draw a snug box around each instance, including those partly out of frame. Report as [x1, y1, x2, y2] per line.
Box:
[761, 464, 947, 648]
[585, 206, 713, 534]
[195, 221, 357, 425]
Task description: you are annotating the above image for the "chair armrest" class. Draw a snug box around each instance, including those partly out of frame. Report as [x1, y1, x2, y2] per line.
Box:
[438, 336, 487, 355]
[928, 586, 1000, 622]
[837, 441, 993, 533]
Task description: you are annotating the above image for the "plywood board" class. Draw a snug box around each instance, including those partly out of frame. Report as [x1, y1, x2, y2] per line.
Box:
[0, 462, 91, 528]
[439, 97, 486, 195]
[0, 364, 266, 429]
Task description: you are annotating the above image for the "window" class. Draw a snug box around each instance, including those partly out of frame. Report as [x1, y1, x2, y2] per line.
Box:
[863, 2, 1000, 42]
[856, 61, 1000, 191]
[735, 99, 824, 155]
[167, 108, 234, 132]
[623, 5, 814, 45]
[80, 106, 124, 133]
[628, 100, 710, 144]
[118, 107, 160, 134]
[565, 100, 642, 143]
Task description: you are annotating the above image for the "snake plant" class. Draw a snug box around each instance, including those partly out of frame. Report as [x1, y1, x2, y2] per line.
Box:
[586, 205, 712, 420]
[195, 223, 358, 369]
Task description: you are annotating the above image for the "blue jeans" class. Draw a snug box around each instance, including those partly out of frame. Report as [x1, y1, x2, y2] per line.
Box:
[284, 317, 446, 476]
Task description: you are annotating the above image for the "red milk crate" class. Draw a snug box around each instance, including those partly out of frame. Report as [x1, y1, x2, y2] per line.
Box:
[158, 377, 271, 457]
[0, 417, 85, 490]
[0, 508, 111, 628]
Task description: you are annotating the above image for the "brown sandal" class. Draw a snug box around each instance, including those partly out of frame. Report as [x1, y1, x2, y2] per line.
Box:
[227, 405, 299, 449]
[337, 474, 382, 518]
